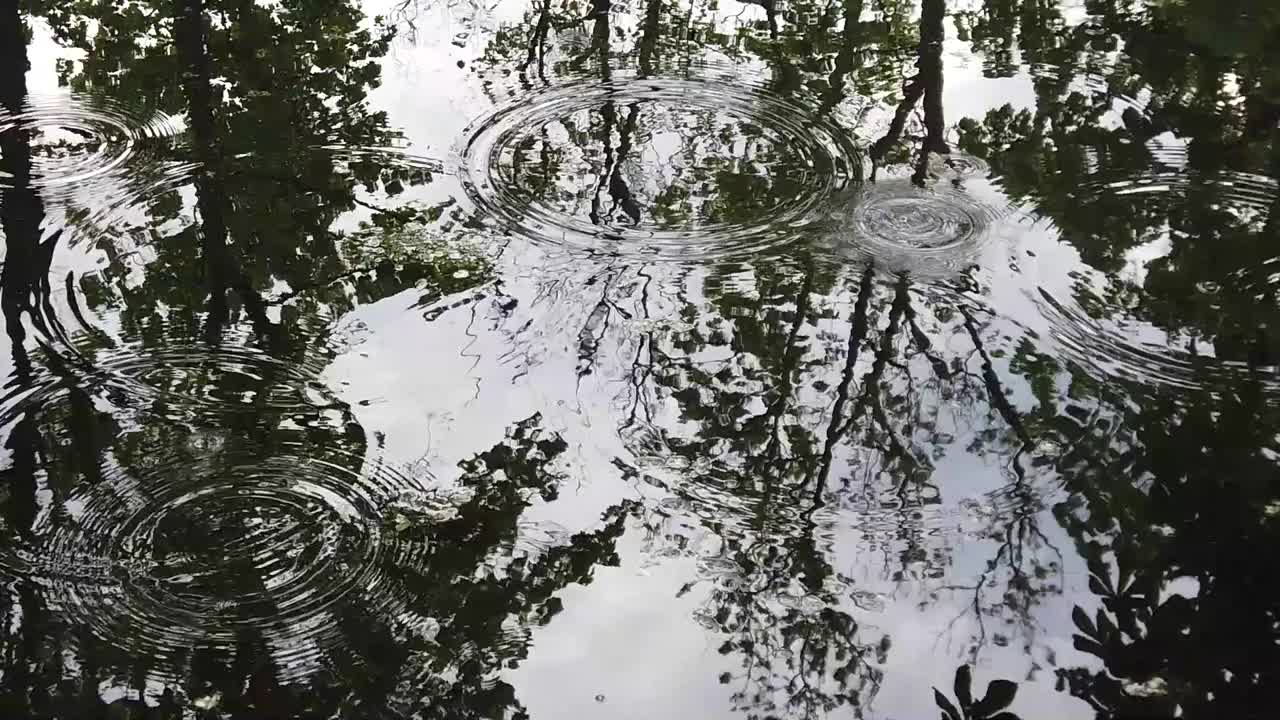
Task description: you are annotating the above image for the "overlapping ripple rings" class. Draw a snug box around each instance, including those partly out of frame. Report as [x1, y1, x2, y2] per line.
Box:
[459, 72, 862, 260]
[0, 94, 184, 188]
[17, 448, 434, 681]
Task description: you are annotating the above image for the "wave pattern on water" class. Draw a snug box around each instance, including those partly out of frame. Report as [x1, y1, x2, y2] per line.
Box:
[825, 175, 1008, 278]
[1025, 62, 1157, 127]
[1036, 287, 1280, 398]
[1030, 168, 1280, 395]
[0, 94, 184, 188]
[459, 72, 862, 260]
[2, 447, 434, 681]
[86, 343, 339, 418]
[1072, 168, 1278, 213]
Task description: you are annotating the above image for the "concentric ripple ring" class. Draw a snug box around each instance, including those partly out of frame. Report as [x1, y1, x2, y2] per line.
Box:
[459, 73, 862, 260]
[830, 178, 1003, 277]
[0, 94, 184, 188]
[1032, 169, 1279, 397]
[20, 449, 434, 681]
[46, 337, 344, 421]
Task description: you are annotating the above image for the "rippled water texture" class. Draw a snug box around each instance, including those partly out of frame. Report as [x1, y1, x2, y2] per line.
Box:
[4, 448, 435, 681]
[2, 0, 1279, 718]
[1023, 166, 1280, 397]
[461, 72, 861, 258]
[829, 161, 1006, 277]
[0, 94, 184, 189]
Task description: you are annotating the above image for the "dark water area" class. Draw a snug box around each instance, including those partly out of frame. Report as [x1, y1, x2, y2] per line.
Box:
[0, 0, 1277, 717]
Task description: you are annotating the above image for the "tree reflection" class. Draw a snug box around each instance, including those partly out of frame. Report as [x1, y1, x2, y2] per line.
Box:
[1042, 380, 1280, 718]
[2, 0, 1278, 717]
[0, 407, 633, 717]
[0, 1, 631, 717]
[0, 0, 48, 549]
[470, 0, 887, 241]
[956, 0, 1279, 366]
[935, 665, 1025, 720]
[951, 1, 1280, 715]
[469, 0, 1066, 713]
[37, 0, 457, 361]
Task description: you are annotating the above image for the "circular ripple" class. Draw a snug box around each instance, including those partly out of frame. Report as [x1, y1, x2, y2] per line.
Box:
[1076, 169, 1277, 217]
[86, 343, 338, 419]
[859, 195, 979, 250]
[20, 448, 435, 681]
[1030, 168, 1278, 396]
[0, 94, 184, 188]
[1026, 62, 1156, 131]
[459, 72, 862, 260]
[828, 178, 1004, 277]
[939, 152, 989, 178]
[1036, 288, 1280, 398]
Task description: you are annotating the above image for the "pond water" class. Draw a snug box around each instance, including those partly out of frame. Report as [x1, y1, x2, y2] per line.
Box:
[0, 0, 1277, 718]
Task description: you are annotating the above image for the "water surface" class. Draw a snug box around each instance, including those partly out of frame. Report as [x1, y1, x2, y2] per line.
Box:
[1, 0, 1278, 718]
